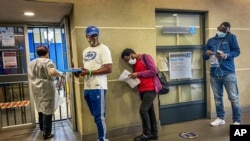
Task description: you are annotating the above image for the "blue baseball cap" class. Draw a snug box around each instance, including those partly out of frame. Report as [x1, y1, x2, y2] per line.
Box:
[86, 26, 99, 36]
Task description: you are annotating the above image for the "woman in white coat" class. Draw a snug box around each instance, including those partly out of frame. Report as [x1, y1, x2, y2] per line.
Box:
[28, 45, 64, 140]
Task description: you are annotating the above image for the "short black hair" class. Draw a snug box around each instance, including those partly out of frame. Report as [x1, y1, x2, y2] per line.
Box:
[121, 48, 135, 59]
[36, 45, 49, 57]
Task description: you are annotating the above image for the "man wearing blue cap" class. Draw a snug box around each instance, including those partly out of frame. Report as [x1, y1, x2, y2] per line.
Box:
[74, 25, 112, 141]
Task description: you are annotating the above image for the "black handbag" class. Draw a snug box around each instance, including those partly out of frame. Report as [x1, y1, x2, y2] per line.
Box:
[142, 54, 169, 95]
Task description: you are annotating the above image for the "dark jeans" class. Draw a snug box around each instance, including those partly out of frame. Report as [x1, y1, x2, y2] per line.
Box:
[38, 112, 53, 136]
[139, 91, 157, 136]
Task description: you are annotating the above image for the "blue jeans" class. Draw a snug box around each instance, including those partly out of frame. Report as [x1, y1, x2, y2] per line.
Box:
[210, 73, 241, 122]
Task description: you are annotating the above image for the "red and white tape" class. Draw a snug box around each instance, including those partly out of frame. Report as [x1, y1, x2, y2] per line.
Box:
[0, 100, 30, 109]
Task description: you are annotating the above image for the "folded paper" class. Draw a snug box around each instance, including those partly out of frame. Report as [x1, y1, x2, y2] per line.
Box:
[118, 70, 140, 88]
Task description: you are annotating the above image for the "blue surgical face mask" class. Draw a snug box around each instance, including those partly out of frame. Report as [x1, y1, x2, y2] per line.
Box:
[216, 31, 226, 38]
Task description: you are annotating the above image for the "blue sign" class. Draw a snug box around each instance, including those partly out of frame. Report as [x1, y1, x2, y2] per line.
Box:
[189, 26, 196, 34]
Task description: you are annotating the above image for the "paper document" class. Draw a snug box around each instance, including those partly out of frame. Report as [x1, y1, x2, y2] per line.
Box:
[61, 68, 82, 73]
[118, 70, 140, 88]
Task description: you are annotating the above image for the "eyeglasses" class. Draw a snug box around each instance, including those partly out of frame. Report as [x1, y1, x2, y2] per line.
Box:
[217, 26, 228, 33]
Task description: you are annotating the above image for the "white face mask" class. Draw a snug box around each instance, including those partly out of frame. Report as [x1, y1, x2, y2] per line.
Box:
[128, 58, 136, 65]
[216, 31, 226, 38]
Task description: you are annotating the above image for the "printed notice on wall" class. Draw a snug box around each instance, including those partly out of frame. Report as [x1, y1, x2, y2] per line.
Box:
[169, 52, 192, 80]
[1, 28, 15, 46]
[2, 52, 17, 68]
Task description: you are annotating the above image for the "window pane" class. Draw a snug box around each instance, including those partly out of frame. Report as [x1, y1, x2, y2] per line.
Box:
[156, 13, 202, 46]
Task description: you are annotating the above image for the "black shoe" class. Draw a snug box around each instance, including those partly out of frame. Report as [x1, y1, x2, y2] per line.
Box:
[134, 134, 150, 141]
[149, 135, 158, 140]
[43, 134, 54, 140]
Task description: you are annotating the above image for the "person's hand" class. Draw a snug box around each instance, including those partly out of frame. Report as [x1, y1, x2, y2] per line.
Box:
[215, 51, 226, 59]
[73, 67, 88, 77]
[77, 67, 88, 76]
[74, 72, 81, 78]
[61, 74, 65, 79]
[128, 73, 138, 79]
[205, 50, 213, 56]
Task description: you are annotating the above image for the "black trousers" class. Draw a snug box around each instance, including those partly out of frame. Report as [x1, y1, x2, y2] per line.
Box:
[139, 91, 158, 136]
[38, 112, 53, 136]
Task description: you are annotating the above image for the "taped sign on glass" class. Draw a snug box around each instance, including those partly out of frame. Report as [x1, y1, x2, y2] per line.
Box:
[162, 26, 196, 34]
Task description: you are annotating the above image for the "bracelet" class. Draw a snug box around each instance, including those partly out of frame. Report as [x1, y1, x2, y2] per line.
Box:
[88, 70, 92, 76]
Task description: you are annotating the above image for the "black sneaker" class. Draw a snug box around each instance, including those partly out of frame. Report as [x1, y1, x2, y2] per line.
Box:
[134, 134, 150, 141]
[149, 135, 158, 140]
[43, 134, 54, 140]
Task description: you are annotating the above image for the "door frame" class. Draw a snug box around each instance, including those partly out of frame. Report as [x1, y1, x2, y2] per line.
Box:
[60, 16, 77, 131]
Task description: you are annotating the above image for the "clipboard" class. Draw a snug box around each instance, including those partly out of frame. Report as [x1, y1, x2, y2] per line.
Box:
[61, 68, 82, 73]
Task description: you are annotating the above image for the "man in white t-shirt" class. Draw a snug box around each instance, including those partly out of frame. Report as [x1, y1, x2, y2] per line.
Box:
[74, 25, 112, 141]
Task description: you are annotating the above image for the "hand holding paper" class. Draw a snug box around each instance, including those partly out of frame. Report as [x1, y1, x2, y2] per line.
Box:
[118, 70, 140, 88]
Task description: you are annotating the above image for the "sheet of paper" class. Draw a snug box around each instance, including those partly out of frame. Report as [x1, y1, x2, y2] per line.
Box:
[118, 70, 140, 88]
[61, 68, 82, 72]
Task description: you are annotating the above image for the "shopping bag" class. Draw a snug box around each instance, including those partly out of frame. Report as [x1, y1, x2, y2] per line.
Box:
[54, 92, 64, 112]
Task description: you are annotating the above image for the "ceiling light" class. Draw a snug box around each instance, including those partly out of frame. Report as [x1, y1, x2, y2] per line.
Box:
[24, 12, 35, 16]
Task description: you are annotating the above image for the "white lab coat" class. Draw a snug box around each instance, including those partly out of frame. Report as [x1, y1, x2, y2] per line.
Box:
[28, 58, 63, 115]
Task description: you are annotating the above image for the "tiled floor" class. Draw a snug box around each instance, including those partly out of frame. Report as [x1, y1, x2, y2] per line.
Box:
[0, 112, 249, 141]
[0, 120, 80, 141]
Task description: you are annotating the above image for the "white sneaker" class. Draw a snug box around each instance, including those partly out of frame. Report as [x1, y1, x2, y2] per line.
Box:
[97, 139, 109, 141]
[210, 118, 225, 126]
[233, 122, 240, 125]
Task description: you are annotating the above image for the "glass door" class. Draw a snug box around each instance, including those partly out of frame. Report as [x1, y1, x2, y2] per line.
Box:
[0, 25, 36, 132]
[155, 11, 207, 125]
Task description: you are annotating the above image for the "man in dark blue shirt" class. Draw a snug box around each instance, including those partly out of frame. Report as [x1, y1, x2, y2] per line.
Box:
[203, 22, 241, 126]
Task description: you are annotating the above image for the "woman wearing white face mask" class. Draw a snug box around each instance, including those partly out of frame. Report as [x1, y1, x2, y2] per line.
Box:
[121, 48, 161, 141]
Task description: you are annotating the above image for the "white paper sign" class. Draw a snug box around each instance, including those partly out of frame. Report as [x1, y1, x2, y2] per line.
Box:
[169, 52, 192, 79]
[2, 52, 17, 68]
[1, 28, 15, 46]
[118, 70, 140, 88]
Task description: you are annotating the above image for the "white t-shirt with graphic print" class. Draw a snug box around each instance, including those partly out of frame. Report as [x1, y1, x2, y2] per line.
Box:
[82, 43, 112, 89]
